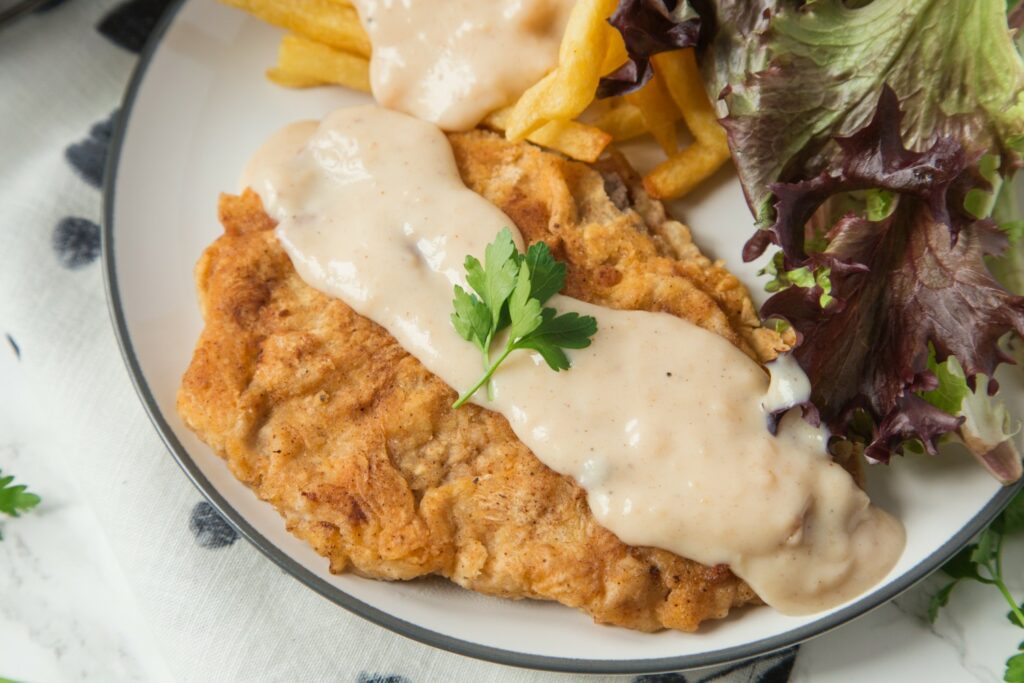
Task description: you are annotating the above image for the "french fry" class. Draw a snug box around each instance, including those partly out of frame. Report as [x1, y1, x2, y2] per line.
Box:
[267, 34, 371, 92]
[642, 49, 731, 198]
[624, 71, 680, 155]
[265, 69, 322, 89]
[644, 139, 730, 199]
[593, 101, 649, 141]
[600, 21, 628, 75]
[224, 0, 732, 199]
[523, 120, 613, 163]
[221, 0, 371, 58]
[485, 107, 611, 163]
[504, 0, 619, 140]
[652, 49, 728, 149]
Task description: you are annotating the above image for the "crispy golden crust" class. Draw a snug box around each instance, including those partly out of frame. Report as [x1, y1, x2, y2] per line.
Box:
[178, 131, 785, 632]
[450, 132, 785, 364]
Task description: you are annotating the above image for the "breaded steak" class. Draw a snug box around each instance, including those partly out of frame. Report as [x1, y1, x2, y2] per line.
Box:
[177, 130, 787, 631]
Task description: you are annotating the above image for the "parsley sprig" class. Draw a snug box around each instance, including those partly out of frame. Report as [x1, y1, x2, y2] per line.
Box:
[0, 469, 40, 540]
[930, 489, 1024, 681]
[450, 228, 597, 409]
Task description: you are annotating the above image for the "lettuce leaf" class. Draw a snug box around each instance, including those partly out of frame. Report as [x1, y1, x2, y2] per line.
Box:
[603, 0, 1024, 470]
[597, 0, 705, 98]
[920, 352, 1023, 483]
[756, 89, 1024, 461]
[988, 171, 1024, 295]
[707, 0, 1024, 221]
[698, 0, 1024, 470]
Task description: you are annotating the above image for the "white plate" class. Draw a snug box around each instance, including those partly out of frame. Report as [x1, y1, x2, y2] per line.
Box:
[103, 0, 1024, 673]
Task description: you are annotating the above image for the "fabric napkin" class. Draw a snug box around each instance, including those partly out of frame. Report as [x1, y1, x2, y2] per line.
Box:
[0, 1, 798, 680]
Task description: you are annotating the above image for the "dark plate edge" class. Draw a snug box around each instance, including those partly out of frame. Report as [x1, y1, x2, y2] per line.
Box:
[99, 0, 1024, 674]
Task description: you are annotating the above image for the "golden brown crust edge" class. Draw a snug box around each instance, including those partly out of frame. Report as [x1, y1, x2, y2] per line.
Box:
[177, 131, 779, 632]
[449, 131, 786, 365]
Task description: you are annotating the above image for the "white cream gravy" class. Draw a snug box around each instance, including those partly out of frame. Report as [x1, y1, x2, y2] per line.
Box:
[242, 106, 905, 615]
[351, 0, 575, 131]
[763, 353, 813, 415]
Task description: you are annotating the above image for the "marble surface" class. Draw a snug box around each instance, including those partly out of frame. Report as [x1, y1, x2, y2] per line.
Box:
[1, 314, 1020, 681]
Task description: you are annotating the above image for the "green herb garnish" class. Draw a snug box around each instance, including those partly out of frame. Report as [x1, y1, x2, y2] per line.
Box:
[930, 489, 1024, 681]
[0, 469, 40, 518]
[0, 469, 40, 540]
[450, 228, 597, 409]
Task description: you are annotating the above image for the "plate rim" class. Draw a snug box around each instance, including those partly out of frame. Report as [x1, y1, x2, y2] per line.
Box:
[100, 0, 1024, 673]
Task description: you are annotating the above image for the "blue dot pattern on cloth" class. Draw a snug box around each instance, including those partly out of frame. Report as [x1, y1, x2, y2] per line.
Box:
[98, 0, 178, 53]
[189, 501, 240, 549]
[754, 651, 798, 683]
[53, 217, 100, 269]
[357, 674, 411, 683]
[56, 108, 117, 269]
[65, 110, 118, 189]
[632, 646, 798, 683]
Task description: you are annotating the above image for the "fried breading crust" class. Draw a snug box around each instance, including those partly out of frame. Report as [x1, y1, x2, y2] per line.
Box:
[178, 131, 786, 631]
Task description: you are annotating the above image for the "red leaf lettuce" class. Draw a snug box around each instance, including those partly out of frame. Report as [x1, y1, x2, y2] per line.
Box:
[597, 0, 707, 97]
[703, 0, 1024, 473]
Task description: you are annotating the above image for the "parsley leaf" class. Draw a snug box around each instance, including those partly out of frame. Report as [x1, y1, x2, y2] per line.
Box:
[1004, 491, 1024, 535]
[513, 310, 599, 372]
[0, 469, 41, 522]
[1009, 604, 1024, 628]
[507, 264, 544, 341]
[972, 527, 1002, 566]
[451, 286, 491, 353]
[942, 544, 983, 581]
[1008, 648, 1024, 683]
[931, 489, 1024, 680]
[928, 581, 959, 624]
[450, 229, 597, 409]
[522, 241, 566, 304]
[464, 227, 519, 331]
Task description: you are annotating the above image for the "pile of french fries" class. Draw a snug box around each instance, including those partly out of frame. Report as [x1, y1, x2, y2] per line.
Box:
[222, 0, 730, 199]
